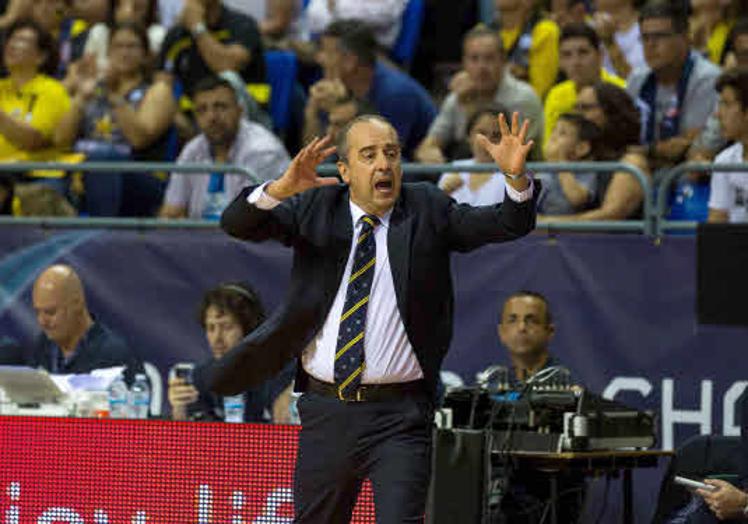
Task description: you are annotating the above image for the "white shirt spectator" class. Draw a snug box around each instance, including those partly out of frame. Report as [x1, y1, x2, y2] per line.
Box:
[305, 0, 408, 48]
[438, 159, 506, 206]
[708, 142, 748, 223]
[164, 119, 290, 219]
[603, 21, 646, 77]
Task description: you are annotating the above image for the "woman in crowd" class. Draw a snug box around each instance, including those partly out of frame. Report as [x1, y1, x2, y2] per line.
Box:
[54, 22, 175, 216]
[438, 105, 507, 206]
[167, 282, 294, 423]
[542, 81, 649, 221]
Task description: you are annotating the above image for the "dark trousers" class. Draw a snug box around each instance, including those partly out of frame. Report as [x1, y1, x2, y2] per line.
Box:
[294, 391, 433, 523]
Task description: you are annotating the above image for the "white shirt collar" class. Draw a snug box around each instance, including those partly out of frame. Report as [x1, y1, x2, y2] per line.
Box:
[349, 199, 392, 229]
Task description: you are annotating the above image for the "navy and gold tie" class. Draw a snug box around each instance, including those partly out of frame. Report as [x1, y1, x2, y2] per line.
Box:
[334, 214, 379, 399]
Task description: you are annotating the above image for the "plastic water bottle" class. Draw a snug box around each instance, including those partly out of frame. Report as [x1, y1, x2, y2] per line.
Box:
[108, 374, 129, 419]
[223, 394, 245, 423]
[129, 373, 150, 420]
[288, 392, 301, 425]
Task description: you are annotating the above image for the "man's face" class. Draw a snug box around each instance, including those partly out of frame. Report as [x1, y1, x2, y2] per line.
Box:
[641, 17, 687, 72]
[734, 34, 748, 69]
[337, 119, 402, 217]
[204, 305, 244, 359]
[717, 86, 747, 141]
[316, 35, 344, 79]
[559, 36, 601, 87]
[498, 296, 554, 359]
[33, 285, 79, 345]
[543, 118, 587, 161]
[193, 86, 242, 149]
[463, 35, 504, 94]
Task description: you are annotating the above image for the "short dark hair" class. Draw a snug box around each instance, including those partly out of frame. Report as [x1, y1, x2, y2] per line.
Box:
[465, 103, 510, 135]
[3, 18, 58, 75]
[191, 75, 238, 101]
[589, 81, 642, 156]
[556, 112, 603, 160]
[717, 67, 748, 111]
[323, 19, 378, 67]
[336, 114, 398, 162]
[639, 1, 689, 34]
[463, 23, 504, 54]
[560, 22, 600, 50]
[502, 290, 553, 324]
[198, 282, 266, 335]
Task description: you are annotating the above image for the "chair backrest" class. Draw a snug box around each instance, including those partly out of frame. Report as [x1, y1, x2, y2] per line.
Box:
[143, 361, 164, 417]
[264, 50, 299, 134]
[390, 0, 426, 68]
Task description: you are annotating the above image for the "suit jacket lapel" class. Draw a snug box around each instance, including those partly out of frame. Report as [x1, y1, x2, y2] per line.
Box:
[388, 196, 412, 320]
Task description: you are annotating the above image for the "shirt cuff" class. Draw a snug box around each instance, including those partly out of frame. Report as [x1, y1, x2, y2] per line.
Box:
[504, 175, 534, 203]
[247, 182, 282, 210]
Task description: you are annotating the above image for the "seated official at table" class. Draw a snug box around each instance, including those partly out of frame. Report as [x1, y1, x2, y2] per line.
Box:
[24, 264, 142, 379]
[168, 282, 294, 422]
[483, 290, 585, 524]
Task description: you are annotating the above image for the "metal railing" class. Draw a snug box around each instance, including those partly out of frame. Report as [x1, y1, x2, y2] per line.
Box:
[0, 159, 654, 234]
[318, 161, 654, 235]
[0, 162, 260, 229]
[655, 162, 748, 237]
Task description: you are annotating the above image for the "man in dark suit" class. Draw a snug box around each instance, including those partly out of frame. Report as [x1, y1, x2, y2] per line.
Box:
[199, 112, 538, 522]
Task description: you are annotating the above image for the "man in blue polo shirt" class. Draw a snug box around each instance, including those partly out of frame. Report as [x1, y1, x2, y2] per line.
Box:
[306, 19, 437, 160]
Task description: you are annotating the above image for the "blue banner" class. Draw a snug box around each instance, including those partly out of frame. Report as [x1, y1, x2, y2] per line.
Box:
[0, 227, 745, 521]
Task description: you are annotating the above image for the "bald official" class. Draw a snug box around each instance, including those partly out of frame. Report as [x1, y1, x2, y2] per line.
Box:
[26, 264, 141, 378]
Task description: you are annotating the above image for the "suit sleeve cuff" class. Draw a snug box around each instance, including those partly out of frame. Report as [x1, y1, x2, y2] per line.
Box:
[247, 182, 282, 210]
[504, 176, 534, 203]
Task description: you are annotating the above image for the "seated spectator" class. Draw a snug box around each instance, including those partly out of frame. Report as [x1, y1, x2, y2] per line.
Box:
[724, 18, 748, 71]
[305, 0, 408, 50]
[83, 0, 167, 71]
[25, 264, 142, 378]
[30, 0, 88, 77]
[0, 19, 71, 193]
[55, 22, 177, 217]
[553, 81, 648, 221]
[543, 22, 625, 149]
[708, 68, 748, 224]
[158, 0, 266, 99]
[160, 75, 290, 219]
[493, 0, 560, 99]
[438, 105, 507, 205]
[415, 24, 542, 164]
[307, 20, 436, 160]
[308, 94, 375, 164]
[627, 2, 721, 170]
[593, 0, 646, 79]
[168, 282, 294, 422]
[689, 0, 733, 66]
[260, 0, 304, 43]
[537, 112, 601, 216]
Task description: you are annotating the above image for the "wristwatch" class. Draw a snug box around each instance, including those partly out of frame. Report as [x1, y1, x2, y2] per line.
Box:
[191, 22, 207, 38]
[503, 171, 526, 181]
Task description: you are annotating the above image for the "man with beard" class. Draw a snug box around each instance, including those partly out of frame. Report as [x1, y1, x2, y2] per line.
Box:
[160, 75, 290, 220]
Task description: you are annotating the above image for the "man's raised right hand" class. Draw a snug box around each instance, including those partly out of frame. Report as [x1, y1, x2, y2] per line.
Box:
[266, 136, 339, 200]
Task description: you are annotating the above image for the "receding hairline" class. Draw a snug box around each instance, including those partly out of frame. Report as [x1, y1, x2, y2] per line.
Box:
[336, 115, 399, 161]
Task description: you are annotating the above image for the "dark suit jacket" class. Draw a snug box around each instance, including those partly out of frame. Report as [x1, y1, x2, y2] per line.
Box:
[198, 182, 538, 398]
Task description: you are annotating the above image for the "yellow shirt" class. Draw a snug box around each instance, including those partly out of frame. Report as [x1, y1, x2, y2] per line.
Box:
[501, 18, 560, 100]
[542, 68, 626, 149]
[0, 74, 71, 164]
[706, 21, 732, 65]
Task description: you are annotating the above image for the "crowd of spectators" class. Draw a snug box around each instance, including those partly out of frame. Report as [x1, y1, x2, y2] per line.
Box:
[0, 0, 746, 223]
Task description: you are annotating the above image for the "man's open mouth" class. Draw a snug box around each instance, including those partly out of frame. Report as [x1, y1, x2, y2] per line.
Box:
[374, 180, 393, 192]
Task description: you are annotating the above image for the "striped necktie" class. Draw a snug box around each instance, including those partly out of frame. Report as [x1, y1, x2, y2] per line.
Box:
[334, 214, 380, 399]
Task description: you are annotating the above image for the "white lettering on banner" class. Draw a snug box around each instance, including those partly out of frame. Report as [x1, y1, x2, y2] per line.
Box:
[4, 482, 19, 524]
[197, 484, 212, 524]
[662, 379, 712, 451]
[93, 510, 108, 523]
[253, 488, 294, 524]
[603, 377, 748, 450]
[37, 508, 85, 524]
[723, 381, 748, 436]
[231, 491, 245, 524]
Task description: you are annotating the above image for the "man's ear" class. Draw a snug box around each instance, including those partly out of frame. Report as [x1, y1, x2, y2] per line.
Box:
[337, 159, 350, 184]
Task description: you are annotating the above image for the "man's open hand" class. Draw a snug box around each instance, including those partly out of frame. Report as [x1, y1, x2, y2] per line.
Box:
[267, 136, 338, 200]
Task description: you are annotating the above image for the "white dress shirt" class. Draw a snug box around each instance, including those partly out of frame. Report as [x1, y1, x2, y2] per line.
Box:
[247, 178, 534, 383]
